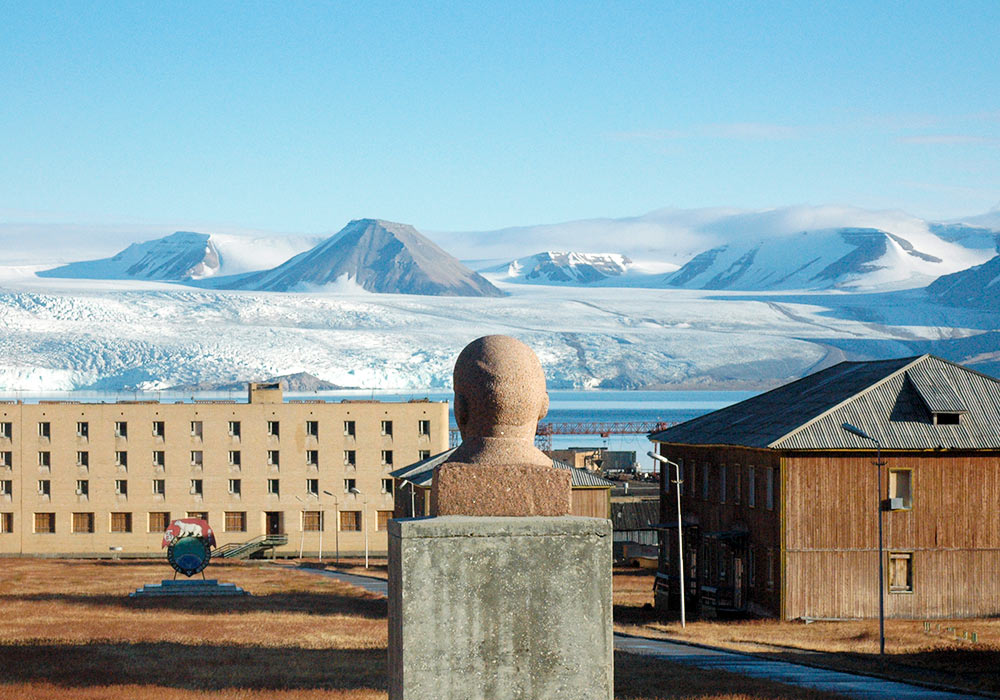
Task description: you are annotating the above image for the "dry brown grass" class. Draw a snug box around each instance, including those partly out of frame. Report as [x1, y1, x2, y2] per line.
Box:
[612, 565, 1000, 695]
[0, 558, 849, 700]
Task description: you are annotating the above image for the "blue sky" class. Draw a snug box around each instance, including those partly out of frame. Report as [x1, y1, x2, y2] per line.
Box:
[1, 1, 998, 234]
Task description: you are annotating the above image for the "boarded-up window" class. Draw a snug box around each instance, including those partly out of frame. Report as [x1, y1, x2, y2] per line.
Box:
[889, 469, 912, 509]
[111, 512, 132, 533]
[1, 513, 12, 533]
[889, 552, 914, 593]
[748, 466, 756, 507]
[149, 512, 170, 532]
[34, 512, 55, 533]
[72, 512, 94, 533]
[303, 511, 323, 531]
[377, 510, 392, 531]
[340, 510, 362, 531]
[225, 511, 246, 532]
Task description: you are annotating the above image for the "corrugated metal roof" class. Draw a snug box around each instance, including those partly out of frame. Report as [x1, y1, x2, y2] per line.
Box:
[611, 500, 659, 531]
[651, 355, 1000, 451]
[908, 368, 967, 413]
[389, 449, 615, 488]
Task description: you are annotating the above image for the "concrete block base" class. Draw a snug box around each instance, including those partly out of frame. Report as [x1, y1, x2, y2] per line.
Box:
[388, 515, 612, 700]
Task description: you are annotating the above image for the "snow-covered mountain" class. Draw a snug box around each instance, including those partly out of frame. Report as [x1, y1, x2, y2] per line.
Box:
[927, 254, 1000, 311]
[664, 225, 993, 291]
[37, 231, 322, 281]
[482, 252, 632, 284]
[209, 219, 503, 297]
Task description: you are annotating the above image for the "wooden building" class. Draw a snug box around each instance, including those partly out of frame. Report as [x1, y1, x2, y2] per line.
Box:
[390, 449, 614, 519]
[649, 355, 1000, 620]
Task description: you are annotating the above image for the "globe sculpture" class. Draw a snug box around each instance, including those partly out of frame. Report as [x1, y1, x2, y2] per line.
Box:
[161, 517, 217, 577]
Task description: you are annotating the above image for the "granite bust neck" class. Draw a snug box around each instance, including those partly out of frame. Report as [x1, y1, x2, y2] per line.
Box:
[446, 435, 553, 468]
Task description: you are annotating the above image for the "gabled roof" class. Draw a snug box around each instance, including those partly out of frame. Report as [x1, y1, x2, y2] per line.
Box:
[650, 355, 1000, 451]
[389, 448, 615, 488]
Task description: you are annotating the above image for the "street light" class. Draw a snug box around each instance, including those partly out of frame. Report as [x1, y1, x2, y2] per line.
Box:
[323, 490, 339, 564]
[350, 486, 368, 568]
[842, 422, 886, 655]
[648, 450, 686, 628]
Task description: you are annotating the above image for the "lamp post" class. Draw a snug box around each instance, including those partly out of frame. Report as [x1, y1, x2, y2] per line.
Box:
[648, 451, 686, 628]
[842, 422, 886, 655]
[323, 490, 339, 565]
[349, 486, 368, 568]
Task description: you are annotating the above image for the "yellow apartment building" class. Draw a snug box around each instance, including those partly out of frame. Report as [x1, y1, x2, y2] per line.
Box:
[0, 383, 449, 557]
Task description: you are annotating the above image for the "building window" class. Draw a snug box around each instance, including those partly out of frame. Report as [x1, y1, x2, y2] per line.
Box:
[306, 450, 318, 467]
[267, 478, 280, 496]
[38, 422, 50, 439]
[190, 421, 203, 438]
[888, 469, 913, 509]
[34, 512, 55, 533]
[765, 467, 775, 510]
[154, 451, 166, 468]
[268, 450, 280, 467]
[0, 451, 10, 468]
[190, 479, 203, 496]
[748, 547, 756, 588]
[748, 466, 756, 507]
[76, 480, 88, 497]
[720, 464, 727, 504]
[0, 480, 11, 498]
[225, 511, 247, 532]
[38, 451, 50, 468]
[152, 421, 165, 438]
[116, 451, 128, 468]
[888, 552, 914, 593]
[72, 512, 94, 533]
[149, 512, 170, 532]
[701, 463, 709, 500]
[77, 421, 89, 438]
[766, 548, 775, 591]
[152, 479, 165, 496]
[267, 420, 280, 437]
[229, 479, 241, 496]
[344, 450, 356, 467]
[187, 511, 208, 521]
[381, 478, 393, 495]
[111, 512, 132, 533]
[0, 512, 12, 533]
[191, 451, 203, 467]
[0, 422, 11, 439]
[228, 450, 241, 466]
[377, 510, 392, 531]
[381, 450, 393, 466]
[38, 480, 50, 497]
[115, 421, 127, 438]
[306, 420, 319, 438]
[733, 465, 742, 505]
[303, 510, 323, 531]
[228, 421, 241, 438]
[77, 451, 89, 467]
[344, 478, 356, 493]
[381, 420, 393, 437]
[418, 450, 430, 460]
[418, 420, 430, 437]
[115, 479, 128, 496]
[306, 478, 319, 496]
[340, 510, 361, 531]
[343, 420, 355, 437]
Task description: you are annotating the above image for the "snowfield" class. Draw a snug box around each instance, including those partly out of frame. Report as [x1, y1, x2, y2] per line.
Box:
[1, 270, 996, 392]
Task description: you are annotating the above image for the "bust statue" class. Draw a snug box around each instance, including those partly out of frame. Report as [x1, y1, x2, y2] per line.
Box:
[431, 335, 571, 516]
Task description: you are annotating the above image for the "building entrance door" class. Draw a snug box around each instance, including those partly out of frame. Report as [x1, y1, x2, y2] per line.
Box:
[265, 511, 283, 535]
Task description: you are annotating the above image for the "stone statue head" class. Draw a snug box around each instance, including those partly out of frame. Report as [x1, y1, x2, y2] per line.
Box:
[453, 335, 549, 442]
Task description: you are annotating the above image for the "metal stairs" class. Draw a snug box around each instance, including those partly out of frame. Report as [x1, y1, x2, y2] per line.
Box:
[214, 533, 288, 560]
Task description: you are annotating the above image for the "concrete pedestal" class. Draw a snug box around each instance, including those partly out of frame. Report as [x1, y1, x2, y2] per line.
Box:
[388, 515, 612, 700]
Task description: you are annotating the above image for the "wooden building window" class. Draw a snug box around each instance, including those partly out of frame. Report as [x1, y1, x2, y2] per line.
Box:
[225, 511, 247, 532]
[306, 420, 319, 438]
[888, 469, 912, 509]
[340, 510, 362, 531]
[152, 421, 165, 438]
[0, 452, 11, 468]
[110, 512, 132, 533]
[267, 421, 280, 437]
[303, 511, 323, 531]
[228, 421, 241, 438]
[72, 512, 94, 533]
[888, 552, 914, 593]
[765, 467, 775, 510]
[268, 450, 280, 467]
[115, 421, 128, 438]
[149, 512, 170, 532]
[190, 421, 203, 438]
[377, 510, 392, 531]
[34, 512, 55, 533]
[0, 422, 11, 439]
[381, 420, 393, 437]
[748, 466, 756, 507]
[418, 420, 431, 437]
[0, 512, 12, 533]
[748, 547, 756, 587]
[38, 422, 50, 439]
[343, 420, 356, 437]
[733, 465, 742, 505]
[76, 451, 89, 467]
[701, 463, 709, 500]
[719, 464, 727, 504]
